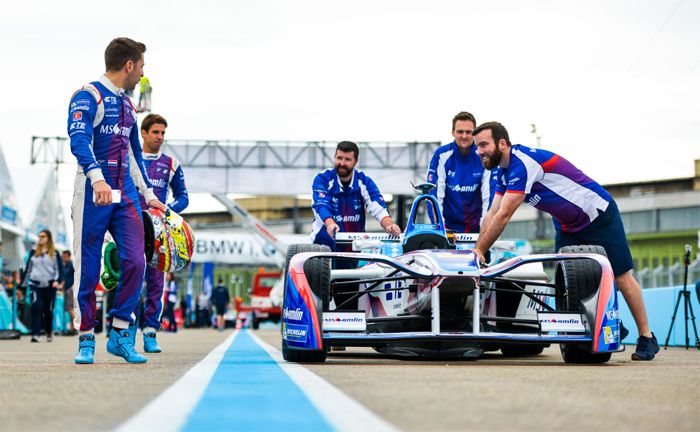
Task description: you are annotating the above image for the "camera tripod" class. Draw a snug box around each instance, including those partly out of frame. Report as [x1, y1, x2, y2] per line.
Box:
[663, 245, 700, 350]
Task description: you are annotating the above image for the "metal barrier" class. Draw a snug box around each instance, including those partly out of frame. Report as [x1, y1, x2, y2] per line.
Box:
[635, 259, 700, 289]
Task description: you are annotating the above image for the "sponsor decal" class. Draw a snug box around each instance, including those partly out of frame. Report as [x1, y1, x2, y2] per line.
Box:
[72, 111, 82, 121]
[605, 309, 619, 320]
[69, 122, 86, 131]
[603, 326, 616, 344]
[449, 183, 477, 192]
[283, 307, 304, 321]
[70, 104, 90, 112]
[322, 312, 366, 331]
[447, 170, 455, 177]
[538, 312, 585, 332]
[335, 214, 360, 222]
[527, 194, 541, 206]
[283, 323, 308, 342]
[151, 178, 168, 189]
[104, 96, 117, 104]
[428, 174, 434, 182]
[99, 124, 132, 137]
[318, 192, 325, 198]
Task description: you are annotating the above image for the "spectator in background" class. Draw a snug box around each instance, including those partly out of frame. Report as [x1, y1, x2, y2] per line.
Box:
[20, 230, 63, 342]
[196, 291, 210, 328]
[163, 273, 178, 332]
[60, 250, 76, 335]
[211, 278, 230, 331]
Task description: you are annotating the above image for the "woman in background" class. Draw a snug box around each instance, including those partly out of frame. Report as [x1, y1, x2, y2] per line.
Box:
[21, 230, 63, 342]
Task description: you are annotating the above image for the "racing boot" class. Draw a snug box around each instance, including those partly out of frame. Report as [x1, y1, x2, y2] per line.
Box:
[106, 328, 148, 363]
[143, 332, 162, 353]
[74, 334, 95, 365]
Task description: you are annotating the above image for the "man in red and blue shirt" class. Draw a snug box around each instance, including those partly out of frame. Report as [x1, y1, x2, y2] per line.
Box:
[471, 121, 658, 361]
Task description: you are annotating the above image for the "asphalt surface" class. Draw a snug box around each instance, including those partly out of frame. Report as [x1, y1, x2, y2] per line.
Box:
[1, 328, 698, 432]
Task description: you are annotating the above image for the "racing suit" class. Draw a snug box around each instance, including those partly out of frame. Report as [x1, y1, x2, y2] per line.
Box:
[311, 168, 390, 252]
[68, 75, 157, 331]
[137, 152, 189, 329]
[426, 141, 494, 233]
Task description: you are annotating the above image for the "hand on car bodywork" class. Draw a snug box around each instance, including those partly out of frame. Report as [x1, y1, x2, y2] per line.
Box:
[473, 247, 487, 267]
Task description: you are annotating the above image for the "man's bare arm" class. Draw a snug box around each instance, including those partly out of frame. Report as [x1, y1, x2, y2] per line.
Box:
[474, 192, 525, 263]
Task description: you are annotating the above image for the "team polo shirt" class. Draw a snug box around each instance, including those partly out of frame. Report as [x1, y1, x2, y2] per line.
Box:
[495, 144, 611, 232]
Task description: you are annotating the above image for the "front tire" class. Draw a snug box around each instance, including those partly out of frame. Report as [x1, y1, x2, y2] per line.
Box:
[281, 244, 331, 363]
[556, 245, 612, 364]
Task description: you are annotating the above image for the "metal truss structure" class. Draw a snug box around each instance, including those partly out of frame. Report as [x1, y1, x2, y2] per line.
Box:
[31, 137, 441, 195]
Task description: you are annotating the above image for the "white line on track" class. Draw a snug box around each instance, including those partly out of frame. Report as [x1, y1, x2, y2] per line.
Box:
[247, 332, 397, 432]
[114, 330, 240, 432]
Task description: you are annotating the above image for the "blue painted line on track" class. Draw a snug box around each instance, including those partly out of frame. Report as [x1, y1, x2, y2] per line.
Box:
[182, 330, 333, 432]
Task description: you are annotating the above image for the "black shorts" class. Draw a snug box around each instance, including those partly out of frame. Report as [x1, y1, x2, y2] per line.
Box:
[555, 199, 634, 277]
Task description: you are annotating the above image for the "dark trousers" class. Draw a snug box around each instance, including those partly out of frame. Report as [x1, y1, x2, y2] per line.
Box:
[31, 286, 56, 337]
[164, 301, 177, 332]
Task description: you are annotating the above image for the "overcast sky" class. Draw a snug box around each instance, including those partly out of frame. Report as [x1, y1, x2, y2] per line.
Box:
[1, 0, 698, 206]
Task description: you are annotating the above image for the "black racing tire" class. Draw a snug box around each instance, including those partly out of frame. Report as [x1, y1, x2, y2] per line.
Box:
[284, 244, 332, 309]
[282, 339, 327, 363]
[556, 245, 612, 364]
[281, 244, 331, 363]
[500, 344, 545, 357]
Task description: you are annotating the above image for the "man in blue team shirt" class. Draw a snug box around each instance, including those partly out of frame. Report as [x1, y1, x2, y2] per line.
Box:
[68, 37, 166, 364]
[471, 121, 658, 360]
[427, 111, 494, 232]
[311, 141, 401, 308]
[311, 141, 401, 249]
[136, 113, 189, 353]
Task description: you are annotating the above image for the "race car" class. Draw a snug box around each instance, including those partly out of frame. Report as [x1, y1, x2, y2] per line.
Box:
[281, 183, 623, 364]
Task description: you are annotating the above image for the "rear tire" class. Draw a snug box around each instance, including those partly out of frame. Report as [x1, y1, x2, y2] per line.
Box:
[281, 244, 331, 363]
[556, 245, 612, 364]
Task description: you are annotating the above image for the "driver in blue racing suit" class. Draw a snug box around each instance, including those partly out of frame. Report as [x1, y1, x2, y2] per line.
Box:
[136, 113, 189, 353]
[68, 37, 165, 365]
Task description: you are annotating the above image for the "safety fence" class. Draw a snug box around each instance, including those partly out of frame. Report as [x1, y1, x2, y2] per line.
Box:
[635, 259, 700, 289]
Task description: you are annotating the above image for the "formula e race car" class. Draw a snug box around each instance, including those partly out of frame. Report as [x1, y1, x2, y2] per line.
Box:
[281, 183, 623, 364]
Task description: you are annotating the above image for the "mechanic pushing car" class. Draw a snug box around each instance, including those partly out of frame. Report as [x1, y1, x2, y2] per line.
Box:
[311, 140, 402, 249]
[427, 111, 497, 233]
[68, 37, 166, 365]
[311, 141, 402, 307]
[133, 113, 189, 354]
[471, 121, 658, 361]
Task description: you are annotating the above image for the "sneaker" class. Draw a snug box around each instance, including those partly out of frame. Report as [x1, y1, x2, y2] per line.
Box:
[74, 334, 95, 364]
[129, 324, 138, 346]
[30, 336, 39, 343]
[47, 334, 53, 342]
[631, 332, 659, 361]
[143, 332, 162, 353]
[106, 328, 148, 363]
[620, 322, 629, 341]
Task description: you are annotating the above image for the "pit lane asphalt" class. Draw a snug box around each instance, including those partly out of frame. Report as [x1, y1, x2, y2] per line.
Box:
[1, 328, 698, 431]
